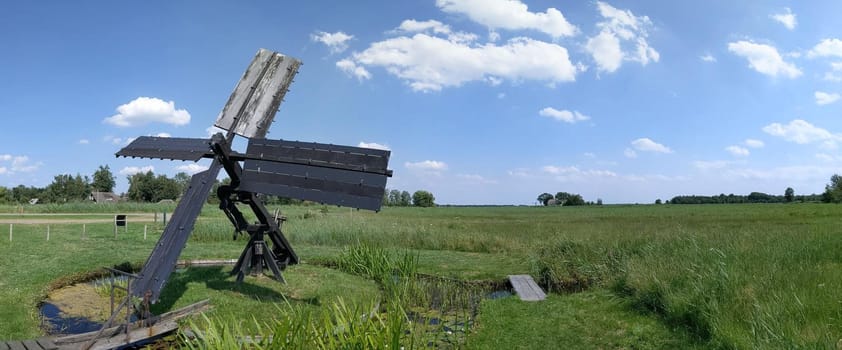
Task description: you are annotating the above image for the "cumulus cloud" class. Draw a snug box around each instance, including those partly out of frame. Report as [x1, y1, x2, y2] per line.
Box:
[405, 160, 448, 171]
[727, 41, 801, 78]
[585, 1, 659, 73]
[725, 145, 750, 157]
[176, 163, 208, 175]
[815, 91, 840, 105]
[119, 165, 154, 176]
[538, 108, 590, 124]
[0, 154, 11, 161]
[744, 139, 765, 148]
[104, 97, 191, 127]
[456, 173, 498, 184]
[78, 139, 90, 145]
[700, 53, 716, 62]
[0, 167, 7, 175]
[342, 33, 578, 92]
[205, 126, 226, 137]
[624, 148, 637, 158]
[336, 59, 372, 81]
[358, 141, 391, 150]
[435, 0, 577, 38]
[311, 31, 354, 53]
[631, 138, 672, 153]
[542, 165, 617, 181]
[763, 119, 842, 147]
[11, 156, 40, 172]
[822, 62, 842, 81]
[770, 8, 797, 30]
[808, 38, 842, 58]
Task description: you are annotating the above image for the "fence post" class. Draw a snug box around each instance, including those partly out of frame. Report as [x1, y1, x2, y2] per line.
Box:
[82, 224, 86, 240]
[47, 225, 50, 241]
[144, 225, 148, 240]
[8, 224, 11, 242]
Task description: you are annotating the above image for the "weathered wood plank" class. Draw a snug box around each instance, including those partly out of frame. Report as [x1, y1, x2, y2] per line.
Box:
[508, 274, 546, 301]
[0, 341, 11, 350]
[87, 320, 177, 350]
[21, 340, 41, 350]
[34, 338, 57, 350]
[6, 341, 25, 350]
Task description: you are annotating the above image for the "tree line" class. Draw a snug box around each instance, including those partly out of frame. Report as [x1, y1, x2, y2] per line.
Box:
[382, 188, 435, 207]
[536, 192, 601, 206]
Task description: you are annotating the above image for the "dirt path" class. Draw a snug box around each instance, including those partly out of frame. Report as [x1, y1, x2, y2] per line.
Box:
[0, 213, 157, 224]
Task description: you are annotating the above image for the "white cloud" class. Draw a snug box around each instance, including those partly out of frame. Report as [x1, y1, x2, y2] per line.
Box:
[154, 132, 172, 138]
[763, 119, 842, 147]
[585, 1, 659, 73]
[358, 141, 391, 150]
[823, 62, 842, 81]
[631, 138, 672, 153]
[693, 160, 738, 170]
[0, 155, 11, 161]
[405, 160, 448, 171]
[311, 31, 354, 53]
[119, 165, 154, 176]
[497, 92, 506, 99]
[727, 41, 802, 78]
[345, 33, 578, 92]
[435, 0, 578, 38]
[104, 97, 191, 127]
[770, 8, 797, 30]
[542, 165, 617, 182]
[456, 174, 498, 184]
[78, 139, 90, 145]
[396, 19, 451, 35]
[0, 167, 7, 175]
[176, 163, 208, 175]
[744, 139, 765, 148]
[11, 156, 40, 172]
[725, 145, 750, 157]
[538, 108, 590, 124]
[815, 91, 840, 105]
[700, 53, 716, 62]
[808, 38, 842, 58]
[624, 148, 637, 158]
[336, 59, 372, 81]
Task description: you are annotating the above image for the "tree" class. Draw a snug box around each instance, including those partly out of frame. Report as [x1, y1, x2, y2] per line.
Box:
[388, 189, 401, 206]
[537, 193, 553, 206]
[554, 192, 572, 205]
[563, 194, 585, 206]
[45, 174, 91, 203]
[412, 190, 435, 207]
[823, 174, 842, 203]
[127, 171, 180, 202]
[596, 198, 603, 205]
[655, 199, 662, 204]
[784, 187, 795, 203]
[399, 191, 411, 206]
[173, 172, 191, 194]
[92, 165, 116, 192]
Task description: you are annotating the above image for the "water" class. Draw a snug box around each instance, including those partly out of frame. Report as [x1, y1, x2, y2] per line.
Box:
[40, 302, 102, 334]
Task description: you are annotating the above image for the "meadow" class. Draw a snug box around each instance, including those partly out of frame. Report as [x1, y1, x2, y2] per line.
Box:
[0, 203, 840, 348]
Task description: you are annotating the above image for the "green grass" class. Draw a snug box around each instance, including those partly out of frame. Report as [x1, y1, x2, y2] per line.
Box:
[1, 203, 841, 348]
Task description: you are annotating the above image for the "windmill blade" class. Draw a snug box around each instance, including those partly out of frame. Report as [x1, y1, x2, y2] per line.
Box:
[246, 138, 391, 175]
[116, 136, 212, 161]
[130, 163, 222, 303]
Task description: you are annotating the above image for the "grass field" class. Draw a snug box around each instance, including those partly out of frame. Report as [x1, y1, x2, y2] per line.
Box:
[0, 203, 840, 348]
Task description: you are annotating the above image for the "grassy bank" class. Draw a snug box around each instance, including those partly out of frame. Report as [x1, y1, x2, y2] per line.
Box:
[0, 203, 840, 348]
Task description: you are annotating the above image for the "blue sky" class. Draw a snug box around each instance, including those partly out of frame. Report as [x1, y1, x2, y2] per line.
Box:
[2, 0, 842, 204]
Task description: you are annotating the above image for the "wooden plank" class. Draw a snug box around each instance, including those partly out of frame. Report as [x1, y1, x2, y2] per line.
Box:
[87, 320, 178, 350]
[6, 342, 25, 350]
[34, 339, 57, 350]
[53, 299, 209, 345]
[0, 342, 11, 350]
[508, 274, 546, 301]
[21, 340, 41, 350]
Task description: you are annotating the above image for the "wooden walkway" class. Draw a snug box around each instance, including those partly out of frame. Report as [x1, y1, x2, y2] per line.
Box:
[508, 275, 546, 301]
[0, 338, 57, 350]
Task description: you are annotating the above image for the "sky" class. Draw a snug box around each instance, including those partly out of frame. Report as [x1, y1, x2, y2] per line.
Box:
[2, 1, 842, 205]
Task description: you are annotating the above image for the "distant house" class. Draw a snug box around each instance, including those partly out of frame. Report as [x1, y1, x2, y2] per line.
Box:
[90, 191, 121, 203]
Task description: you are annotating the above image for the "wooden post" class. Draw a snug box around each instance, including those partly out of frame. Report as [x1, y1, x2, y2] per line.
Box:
[8, 224, 11, 242]
[47, 225, 50, 241]
[163, 211, 167, 226]
[82, 224, 86, 240]
[144, 225, 148, 240]
[154, 212, 158, 223]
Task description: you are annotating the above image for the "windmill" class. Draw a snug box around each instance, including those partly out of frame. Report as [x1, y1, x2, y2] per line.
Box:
[116, 49, 392, 304]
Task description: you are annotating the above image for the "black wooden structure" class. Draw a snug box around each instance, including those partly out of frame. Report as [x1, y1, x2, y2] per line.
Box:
[116, 49, 392, 304]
